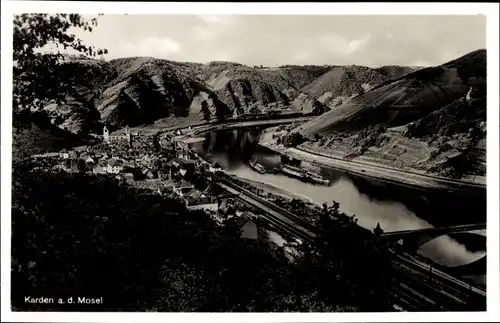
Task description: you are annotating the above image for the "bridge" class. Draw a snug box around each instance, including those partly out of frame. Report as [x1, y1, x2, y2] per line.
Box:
[166, 133, 487, 311]
[379, 223, 486, 253]
[206, 172, 486, 310]
[379, 223, 487, 277]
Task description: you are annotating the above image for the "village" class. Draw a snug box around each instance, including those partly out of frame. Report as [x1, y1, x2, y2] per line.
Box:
[30, 125, 274, 243]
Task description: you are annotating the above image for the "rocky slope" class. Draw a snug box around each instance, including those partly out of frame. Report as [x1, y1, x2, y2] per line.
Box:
[38, 58, 117, 135]
[30, 56, 418, 136]
[13, 111, 83, 160]
[301, 65, 389, 108]
[374, 65, 420, 80]
[291, 49, 487, 180]
[29, 58, 330, 134]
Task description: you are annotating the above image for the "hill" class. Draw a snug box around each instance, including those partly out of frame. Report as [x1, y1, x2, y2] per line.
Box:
[13, 111, 83, 161]
[301, 65, 390, 108]
[23, 58, 336, 137]
[289, 49, 487, 180]
[15, 54, 424, 158]
[374, 65, 420, 80]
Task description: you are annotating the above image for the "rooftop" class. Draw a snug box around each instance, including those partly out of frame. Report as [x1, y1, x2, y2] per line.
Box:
[176, 180, 193, 189]
[107, 159, 124, 167]
[185, 189, 205, 199]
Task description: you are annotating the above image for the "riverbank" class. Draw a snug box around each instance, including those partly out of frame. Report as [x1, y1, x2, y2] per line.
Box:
[235, 175, 316, 204]
[259, 140, 486, 195]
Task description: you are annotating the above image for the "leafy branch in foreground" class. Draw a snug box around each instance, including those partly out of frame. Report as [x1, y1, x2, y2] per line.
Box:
[13, 14, 108, 129]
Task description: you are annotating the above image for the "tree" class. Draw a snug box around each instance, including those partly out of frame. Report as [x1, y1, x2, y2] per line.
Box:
[201, 101, 211, 121]
[249, 105, 261, 115]
[13, 14, 108, 129]
[282, 131, 306, 147]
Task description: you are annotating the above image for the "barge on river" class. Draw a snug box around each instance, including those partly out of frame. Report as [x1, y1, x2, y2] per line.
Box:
[249, 159, 267, 174]
[280, 164, 330, 186]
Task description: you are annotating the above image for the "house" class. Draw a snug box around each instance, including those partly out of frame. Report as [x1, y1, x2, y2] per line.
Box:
[239, 218, 258, 240]
[218, 199, 235, 217]
[123, 159, 136, 168]
[226, 212, 258, 240]
[157, 179, 177, 195]
[116, 172, 135, 183]
[84, 156, 95, 164]
[59, 148, 70, 159]
[173, 180, 194, 196]
[93, 164, 107, 175]
[32, 152, 60, 159]
[73, 145, 88, 154]
[141, 167, 156, 179]
[158, 180, 176, 195]
[158, 170, 169, 181]
[106, 159, 124, 174]
[202, 184, 215, 196]
[63, 158, 84, 173]
[164, 179, 176, 190]
[183, 189, 218, 212]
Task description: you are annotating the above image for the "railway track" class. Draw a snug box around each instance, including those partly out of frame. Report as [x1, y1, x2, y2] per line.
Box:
[217, 178, 316, 242]
[216, 180, 316, 243]
[210, 174, 485, 311]
[389, 254, 486, 310]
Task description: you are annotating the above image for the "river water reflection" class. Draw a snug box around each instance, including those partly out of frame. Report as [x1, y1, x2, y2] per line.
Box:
[191, 130, 487, 271]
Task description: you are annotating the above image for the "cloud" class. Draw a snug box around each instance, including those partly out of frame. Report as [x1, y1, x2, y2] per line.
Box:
[117, 37, 181, 58]
[291, 49, 315, 63]
[197, 15, 223, 24]
[347, 34, 372, 54]
[410, 60, 432, 67]
[318, 33, 372, 55]
[385, 32, 395, 40]
[196, 15, 235, 26]
[78, 15, 485, 66]
[191, 24, 219, 42]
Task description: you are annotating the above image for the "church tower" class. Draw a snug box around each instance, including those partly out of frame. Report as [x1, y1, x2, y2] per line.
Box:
[372, 222, 384, 243]
[373, 222, 383, 236]
[124, 126, 132, 145]
[103, 124, 109, 142]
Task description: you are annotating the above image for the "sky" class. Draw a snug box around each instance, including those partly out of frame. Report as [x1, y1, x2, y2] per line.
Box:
[70, 15, 486, 67]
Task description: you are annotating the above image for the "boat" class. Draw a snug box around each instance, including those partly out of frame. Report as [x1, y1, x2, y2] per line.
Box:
[281, 164, 305, 178]
[249, 160, 267, 174]
[304, 172, 330, 186]
[280, 164, 330, 186]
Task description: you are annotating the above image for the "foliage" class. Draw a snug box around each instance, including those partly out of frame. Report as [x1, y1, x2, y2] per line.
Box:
[201, 101, 211, 121]
[11, 158, 393, 312]
[248, 105, 261, 115]
[281, 131, 307, 148]
[405, 97, 486, 142]
[297, 201, 392, 311]
[346, 124, 388, 159]
[13, 14, 108, 129]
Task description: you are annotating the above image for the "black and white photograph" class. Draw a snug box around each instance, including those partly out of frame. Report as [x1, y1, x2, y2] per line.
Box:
[1, 2, 499, 322]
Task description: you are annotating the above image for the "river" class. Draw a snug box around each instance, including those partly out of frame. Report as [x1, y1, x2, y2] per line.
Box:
[190, 129, 487, 276]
